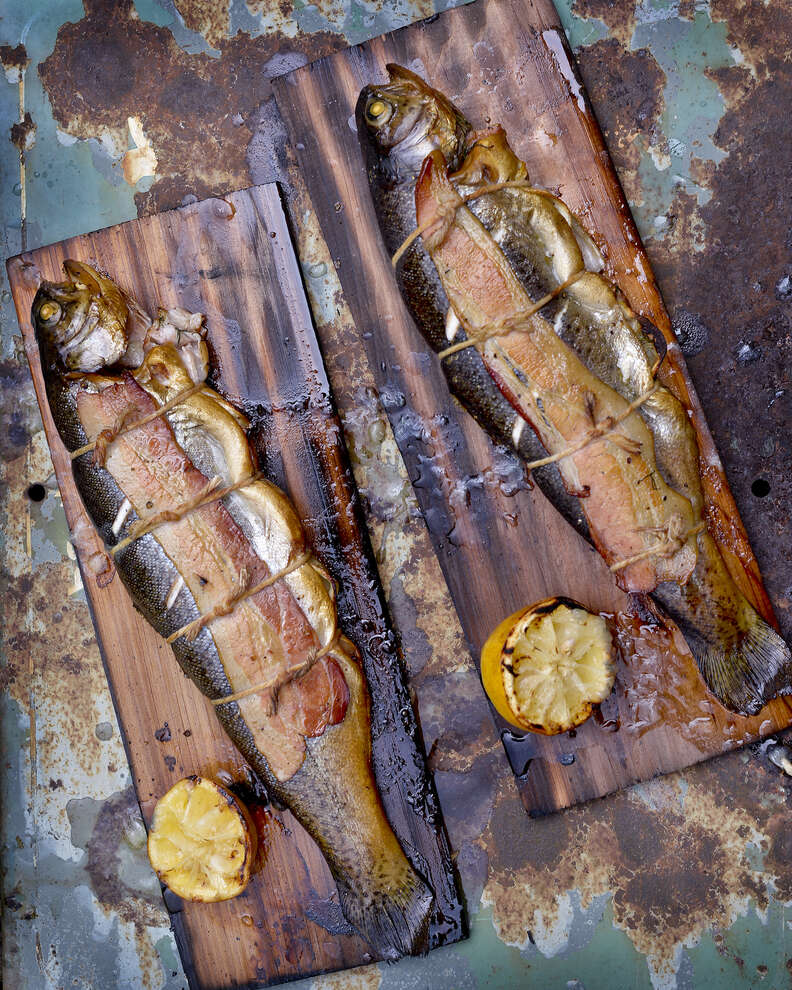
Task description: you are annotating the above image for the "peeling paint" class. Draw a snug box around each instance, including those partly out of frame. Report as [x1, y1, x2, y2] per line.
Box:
[10, 111, 36, 152]
[0, 42, 29, 83]
[172, 0, 230, 50]
[481, 751, 792, 988]
[2, 0, 791, 987]
[122, 115, 158, 185]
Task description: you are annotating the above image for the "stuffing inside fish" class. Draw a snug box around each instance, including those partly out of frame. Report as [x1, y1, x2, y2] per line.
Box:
[357, 65, 792, 716]
[33, 263, 434, 959]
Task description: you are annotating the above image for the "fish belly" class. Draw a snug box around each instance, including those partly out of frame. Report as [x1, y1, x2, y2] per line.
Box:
[369, 176, 590, 539]
[47, 357, 432, 958]
[463, 172, 792, 715]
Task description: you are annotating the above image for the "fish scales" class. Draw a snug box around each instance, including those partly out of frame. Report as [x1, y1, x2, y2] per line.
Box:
[356, 65, 792, 716]
[32, 261, 433, 960]
[356, 66, 590, 543]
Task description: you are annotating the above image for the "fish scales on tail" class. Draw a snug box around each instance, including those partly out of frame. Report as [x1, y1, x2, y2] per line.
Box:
[356, 65, 792, 716]
[32, 260, 433, 959]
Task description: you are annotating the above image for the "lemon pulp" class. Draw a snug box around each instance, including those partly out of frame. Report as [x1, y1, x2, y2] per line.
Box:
[147, 776, 256, 902]
[482, 599, 614, 734]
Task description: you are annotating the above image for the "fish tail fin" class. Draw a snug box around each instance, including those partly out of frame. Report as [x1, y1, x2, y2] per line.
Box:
[683, 599, 792, 717]
[334, 857, 434, 960]
[654, 533, 792, 715]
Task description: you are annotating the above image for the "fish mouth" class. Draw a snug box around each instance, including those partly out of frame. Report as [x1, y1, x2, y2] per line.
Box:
[33, 260, 208, 381]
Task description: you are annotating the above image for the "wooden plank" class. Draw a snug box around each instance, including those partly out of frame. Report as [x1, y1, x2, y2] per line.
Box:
[6, 183, 463, 990]
[272, 0, 792, 816]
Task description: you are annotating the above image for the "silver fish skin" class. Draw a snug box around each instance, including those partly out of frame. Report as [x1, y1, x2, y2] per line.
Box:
[357, 67, 792, 716]
[451, 130, 792, 716]
[356, 65, 589, 540]
[32, 262, 434, 959]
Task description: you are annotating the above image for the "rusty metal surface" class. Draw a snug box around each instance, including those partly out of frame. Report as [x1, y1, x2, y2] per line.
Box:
[0, 2, 790, 989]
[567, 0, 792, 643]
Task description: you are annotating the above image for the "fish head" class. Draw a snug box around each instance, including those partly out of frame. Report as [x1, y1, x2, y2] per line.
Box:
[356, 64, 470, 182]
[33, 260, 130, 373]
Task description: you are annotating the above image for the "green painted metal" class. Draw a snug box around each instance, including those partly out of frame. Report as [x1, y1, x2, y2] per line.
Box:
[1, 2, 788, 989]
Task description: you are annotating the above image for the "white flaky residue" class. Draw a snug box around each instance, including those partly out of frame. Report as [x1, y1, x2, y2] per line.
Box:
[541, 30, 586, 115]
[512, 415, 526, 448]
[111, 498, 132, 536]
[445, 307, 461, 342]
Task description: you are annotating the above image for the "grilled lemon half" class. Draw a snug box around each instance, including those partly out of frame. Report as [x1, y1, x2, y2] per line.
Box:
[481, 597, 615, 735]
[147, 776, 256, 902]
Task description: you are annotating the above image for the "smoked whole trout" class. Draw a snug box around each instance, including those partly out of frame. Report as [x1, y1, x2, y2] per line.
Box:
[356, 65, 791, 717]
[32, 260, 433, 959]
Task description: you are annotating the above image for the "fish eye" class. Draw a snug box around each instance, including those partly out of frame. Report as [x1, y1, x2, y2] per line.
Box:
[366, 98, 392, 126]
[38, 301, 62, 325]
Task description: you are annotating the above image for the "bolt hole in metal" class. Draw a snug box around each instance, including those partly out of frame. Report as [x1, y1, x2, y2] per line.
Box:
[751, 478, 771, 498]
[26, 483, 46, 502]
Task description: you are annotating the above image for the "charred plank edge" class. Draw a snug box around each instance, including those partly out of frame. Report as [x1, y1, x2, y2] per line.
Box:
[272, 0, 792, 819]
[6, 182, 464, 990]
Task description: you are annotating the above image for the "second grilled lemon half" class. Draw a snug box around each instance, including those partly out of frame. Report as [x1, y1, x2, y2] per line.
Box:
[481, 598, 615, 735]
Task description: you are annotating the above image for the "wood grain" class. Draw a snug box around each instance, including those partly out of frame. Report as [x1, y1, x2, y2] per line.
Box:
[6, 184, 463, 990]
[272, 0, 792, 815]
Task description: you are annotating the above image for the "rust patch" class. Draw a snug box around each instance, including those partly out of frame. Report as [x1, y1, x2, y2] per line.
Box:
[0, 661, 18, 692]
[173, 0, 230, 49]
[709, 0, 791, 76]
[39, 0, 344, 215]
[706, 63, 753, 107]
[487, 774, 570, 875]
[60, 654, 83, 676]
[761, 809, 792, 902]
[646, 0, 792, 639]
[246, 0, 295, 21]
[688, 155, 716, 191]
[0, 43, 29, 79]
[2, 558, 115, 781]
[1, 429, 120, 798]
[575, 39, 667, 206]
[482, 746, 789, 980]
[10, 112, 36, 152]
[571, 0, 637, 47]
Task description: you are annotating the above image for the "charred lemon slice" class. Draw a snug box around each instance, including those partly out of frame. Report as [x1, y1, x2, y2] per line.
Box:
[481, 598, 614, 735]
[147, 776, 256, 902]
